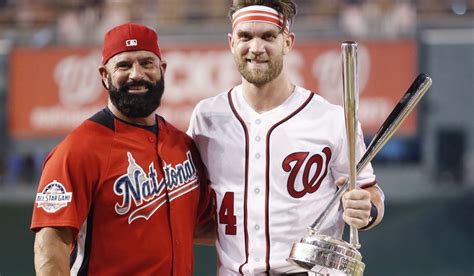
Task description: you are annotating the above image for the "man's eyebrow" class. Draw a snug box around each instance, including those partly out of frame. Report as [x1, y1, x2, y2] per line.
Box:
[236, 29, 278, 38]
[114, 60, 131, 66]
[261, 30, 278, 36]
[113, 56, 156, 65]
[236, 30, 251, 37]
[140, 56, 157, 62]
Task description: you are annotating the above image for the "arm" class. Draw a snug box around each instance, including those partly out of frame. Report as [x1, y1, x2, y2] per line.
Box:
[194, 180, 216, 246]
[338, 177, 385, 230]
[188, 105, 219, 246]
[194, 218, 216, 246]
[34, 227, 74, 276]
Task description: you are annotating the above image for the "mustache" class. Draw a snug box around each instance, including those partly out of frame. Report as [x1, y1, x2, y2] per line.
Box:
[120, 80, 155, 91]
[245, 53, 266, 60]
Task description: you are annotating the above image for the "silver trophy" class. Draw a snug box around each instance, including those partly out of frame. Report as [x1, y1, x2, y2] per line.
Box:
[287, 42, 433, 275]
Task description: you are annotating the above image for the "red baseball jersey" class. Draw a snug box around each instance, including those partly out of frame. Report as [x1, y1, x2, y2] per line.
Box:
[31, 108, 212, 276]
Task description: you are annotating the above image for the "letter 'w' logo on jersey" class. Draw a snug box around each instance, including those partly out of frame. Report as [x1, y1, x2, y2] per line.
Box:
[282, 147, 332, 198]
[113, 151, 199, 224]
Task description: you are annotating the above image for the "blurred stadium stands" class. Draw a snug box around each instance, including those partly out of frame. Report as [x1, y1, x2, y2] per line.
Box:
[0, 0, 473, 275]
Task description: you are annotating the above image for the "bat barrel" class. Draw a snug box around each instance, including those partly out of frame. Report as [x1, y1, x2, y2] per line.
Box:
[356, 74, 432, 173]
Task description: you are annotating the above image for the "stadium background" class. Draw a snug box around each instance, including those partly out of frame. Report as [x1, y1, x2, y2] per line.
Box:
[0, 0, 473, 275]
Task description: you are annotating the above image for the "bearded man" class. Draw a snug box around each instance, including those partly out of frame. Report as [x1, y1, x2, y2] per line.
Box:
[31, 22, 212, 276]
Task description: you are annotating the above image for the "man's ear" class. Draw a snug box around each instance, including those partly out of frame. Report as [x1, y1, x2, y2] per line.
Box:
[159, 59, 167, 74]
[98, 65, 109, 89]
[228, 33, 235, 54]
[283, 32, 295, 55]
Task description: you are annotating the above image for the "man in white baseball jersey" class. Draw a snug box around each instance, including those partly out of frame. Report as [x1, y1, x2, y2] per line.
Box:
[188, 1, 385, 275]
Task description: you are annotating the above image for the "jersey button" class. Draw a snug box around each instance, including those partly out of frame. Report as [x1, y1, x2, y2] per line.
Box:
[148, 136, 155, 143]
[254, 224, 260, 230]
[254, 257, 260, 262]
[255, 119, 261, 125]
[255, 153, 261, 159]
[255, 136, 261, 142]
[254, 188, 260, 194]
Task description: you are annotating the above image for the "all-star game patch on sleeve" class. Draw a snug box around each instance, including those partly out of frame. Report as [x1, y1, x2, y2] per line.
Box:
[31, 123, 105, 235]
[35, 179, 72, 214]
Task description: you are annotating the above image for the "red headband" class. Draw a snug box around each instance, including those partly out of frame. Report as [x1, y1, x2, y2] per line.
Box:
[232, 5, 289, 33]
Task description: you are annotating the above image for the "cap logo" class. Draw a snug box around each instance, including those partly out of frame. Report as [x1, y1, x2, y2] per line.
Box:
[126, 39, 138, 47]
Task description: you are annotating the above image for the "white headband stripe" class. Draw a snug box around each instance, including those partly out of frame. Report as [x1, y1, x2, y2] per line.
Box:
[233, 11, 285, 24]
[232, 14, 285, 30]
[231, 5, 289, 33]
[234, 10, 284, 22]
[232, 18, 289, 34]
[232, 15, 287, 31]
[232, 5, 279, 17]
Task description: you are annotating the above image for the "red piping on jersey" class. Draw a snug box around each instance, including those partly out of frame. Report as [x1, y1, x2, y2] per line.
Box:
[154, 115, 175, 275]
[227, 90, 250, 275]
[264, 92, 314, 273]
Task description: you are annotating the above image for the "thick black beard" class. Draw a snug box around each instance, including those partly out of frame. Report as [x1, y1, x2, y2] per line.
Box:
[107, 76, 165, 118]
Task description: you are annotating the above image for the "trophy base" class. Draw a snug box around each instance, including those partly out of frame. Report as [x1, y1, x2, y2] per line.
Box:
[287, 232, 365, 276]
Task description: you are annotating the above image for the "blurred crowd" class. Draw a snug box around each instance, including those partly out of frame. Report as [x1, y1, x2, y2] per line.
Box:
[0, 0, 471, 47]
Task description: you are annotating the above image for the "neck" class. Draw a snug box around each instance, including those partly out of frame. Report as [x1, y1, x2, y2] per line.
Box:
[107, 101, 156, 126]
[242, 72, 295, 114]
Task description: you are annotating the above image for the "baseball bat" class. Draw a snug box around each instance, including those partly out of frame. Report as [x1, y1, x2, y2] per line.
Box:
[309, 73, 432, 231]
[341, 41, 360, 248]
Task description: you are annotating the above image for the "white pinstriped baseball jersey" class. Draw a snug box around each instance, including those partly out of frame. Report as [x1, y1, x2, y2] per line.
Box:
[188, 85, 376, 275]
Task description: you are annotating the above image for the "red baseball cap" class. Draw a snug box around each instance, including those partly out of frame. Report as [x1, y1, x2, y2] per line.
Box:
[101, 22, 161, 65]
